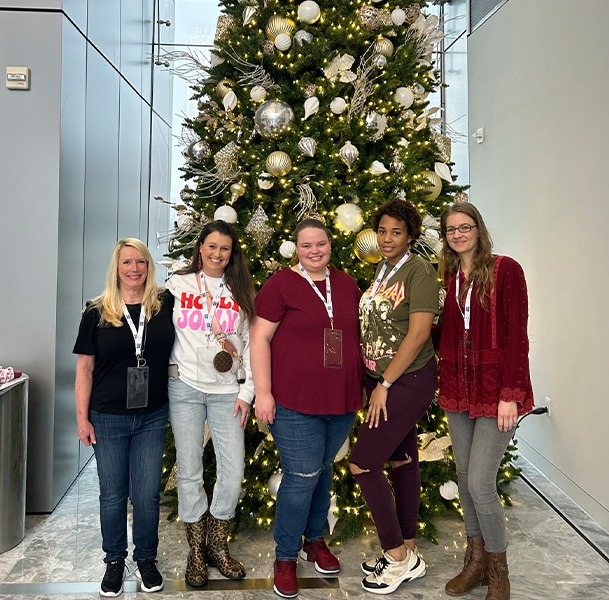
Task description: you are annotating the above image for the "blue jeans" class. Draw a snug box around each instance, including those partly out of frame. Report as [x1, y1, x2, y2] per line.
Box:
[90, 405, 168, 563]
[168, 378, 244, 522]
[270, 405, 355, 560]
[447, 411, 515, 553]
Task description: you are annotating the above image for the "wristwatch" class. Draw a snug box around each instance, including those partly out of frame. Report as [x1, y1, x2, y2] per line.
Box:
[379, 375, 392, 389]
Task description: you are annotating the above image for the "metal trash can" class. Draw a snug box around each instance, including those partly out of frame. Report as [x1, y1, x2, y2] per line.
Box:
[0, 374, 28, 554]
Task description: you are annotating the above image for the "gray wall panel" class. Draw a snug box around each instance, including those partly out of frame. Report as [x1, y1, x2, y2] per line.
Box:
[118, 79, 144, 240]
[54, 17, 91, 497]
[120, 0, 144, 94]
[87, 0, 121, 68]
[0, 10, 63, 512]
[83, 48, 120, 300]
[62, 0, 87, 32]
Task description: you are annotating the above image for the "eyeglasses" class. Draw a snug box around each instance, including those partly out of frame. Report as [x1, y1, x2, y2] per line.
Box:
[444, 224, 478, 235]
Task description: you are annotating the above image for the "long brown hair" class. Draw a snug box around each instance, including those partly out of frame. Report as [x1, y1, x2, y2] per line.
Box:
[175, 220, 256, 321]
[439, 203, 495, 309]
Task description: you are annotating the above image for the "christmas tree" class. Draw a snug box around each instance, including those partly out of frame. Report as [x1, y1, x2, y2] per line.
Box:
[161, 0, 520, 543]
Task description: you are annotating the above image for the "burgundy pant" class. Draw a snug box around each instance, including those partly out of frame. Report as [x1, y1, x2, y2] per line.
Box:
[350, 358, 438, 550]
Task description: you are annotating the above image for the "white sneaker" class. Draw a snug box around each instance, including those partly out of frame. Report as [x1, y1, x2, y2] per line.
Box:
[362, 549, 426, 594]
[361, 547, 422, 575]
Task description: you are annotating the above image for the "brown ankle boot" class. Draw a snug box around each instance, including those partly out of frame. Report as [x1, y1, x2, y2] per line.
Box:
[184, 515, 208, 587]
[445, 537, 488, 596]
[206, 514, 246, 579]
[485, 551, 510, 600]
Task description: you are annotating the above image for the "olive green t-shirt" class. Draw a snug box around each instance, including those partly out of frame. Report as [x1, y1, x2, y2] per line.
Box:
[359, 254, 440, 377]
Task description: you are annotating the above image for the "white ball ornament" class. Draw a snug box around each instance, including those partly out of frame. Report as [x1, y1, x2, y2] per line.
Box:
[297, 1, 321, 24]
[330, 97, 347, 115]
[250, 85, 267, 103]
[395, 87, 415, 109]
[439, 480, 459, 501]
[258, 172, 275, 190]
[335, 203, 364, 233]
[391, 8, 406, 26]
[279, 240, 296, 259]
[214, 205, 238, 223]
[274, 33, 292, 51]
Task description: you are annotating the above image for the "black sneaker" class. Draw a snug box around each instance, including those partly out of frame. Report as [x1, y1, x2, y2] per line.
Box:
[100, 558, 126, 597]
[136, 559, 164, 593]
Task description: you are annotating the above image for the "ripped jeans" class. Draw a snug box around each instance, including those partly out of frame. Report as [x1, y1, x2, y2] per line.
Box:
[269, 404, 355, 560]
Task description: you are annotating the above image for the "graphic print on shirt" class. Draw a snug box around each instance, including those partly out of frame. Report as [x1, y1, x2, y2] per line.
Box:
[175, 291, 241, 336]
[360, 279, 406, 372]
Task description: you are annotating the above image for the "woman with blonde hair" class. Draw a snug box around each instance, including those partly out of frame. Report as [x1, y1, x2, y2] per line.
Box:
[438, 203, 533, 600]
[74, 238, 175, 596]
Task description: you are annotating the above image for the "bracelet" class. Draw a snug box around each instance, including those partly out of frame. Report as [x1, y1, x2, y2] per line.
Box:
[379, 375, 392, 389]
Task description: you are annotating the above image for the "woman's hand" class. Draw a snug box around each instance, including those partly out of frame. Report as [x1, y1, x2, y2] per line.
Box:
[233, 398, 251, 429]
[77, 420, 96, 446]
[365, 385, 389, 429]
[497, 400, 518, 432]
[254, 392, 276, 425]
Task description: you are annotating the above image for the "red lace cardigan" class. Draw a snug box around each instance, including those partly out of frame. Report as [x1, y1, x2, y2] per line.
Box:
[438, 255, 534, 418]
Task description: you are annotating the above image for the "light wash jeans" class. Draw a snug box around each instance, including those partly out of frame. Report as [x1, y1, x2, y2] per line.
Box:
[447, 411, 515, 553]
[270, 404, 356, 560]
[168, 377, 244, 523]
[90, 405, 168, 563]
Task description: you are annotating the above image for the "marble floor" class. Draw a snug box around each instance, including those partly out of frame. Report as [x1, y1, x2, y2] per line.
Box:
[1, 458, 608, 600]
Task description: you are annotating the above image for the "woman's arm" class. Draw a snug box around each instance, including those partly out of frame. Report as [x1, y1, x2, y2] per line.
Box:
[365, 311, 435, 428]
[75, 354, 96, 446]
[250, 316, 280, 424]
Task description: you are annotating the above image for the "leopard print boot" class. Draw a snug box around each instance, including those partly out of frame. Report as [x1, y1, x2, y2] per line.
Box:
[206, 514, 246, 579]
[184, 514, 208, 587]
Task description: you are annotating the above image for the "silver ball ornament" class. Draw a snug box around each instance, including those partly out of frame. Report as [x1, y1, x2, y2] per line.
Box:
[254, 99, 295, 138]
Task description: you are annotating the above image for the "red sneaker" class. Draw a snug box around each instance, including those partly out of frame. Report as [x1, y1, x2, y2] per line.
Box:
[273, 559, 298, 598]
[299, 539, 340, 574]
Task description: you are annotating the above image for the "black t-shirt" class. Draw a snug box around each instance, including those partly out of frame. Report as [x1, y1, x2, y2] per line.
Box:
[73, 290, 175, 414]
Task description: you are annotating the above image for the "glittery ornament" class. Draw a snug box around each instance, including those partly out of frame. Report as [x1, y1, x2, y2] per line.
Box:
[294, 30, 313, 45]
[303, 83, 316, 98]
[357, 5, 381, 29]
[262, 40, 276, 55]
[378, 9, 393, 27]
[405, 4, 422, 25]
[245, 205, 274, 247]
[180, 189, 192, 201]
[435, 135, 452, 163]
[354, 228, 383, 263]
[454, 191, 469, 203]
[215, 15, 235, 43]
[214, 142, 239, 181]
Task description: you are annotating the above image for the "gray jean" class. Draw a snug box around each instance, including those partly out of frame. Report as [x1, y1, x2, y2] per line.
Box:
[447, 411, 515, 553]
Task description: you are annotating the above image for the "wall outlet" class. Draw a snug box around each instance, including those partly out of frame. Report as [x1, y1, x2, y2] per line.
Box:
[544, 396, 552, 417]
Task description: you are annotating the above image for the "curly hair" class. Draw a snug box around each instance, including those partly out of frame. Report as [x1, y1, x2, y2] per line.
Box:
[371, 197, 423, 241]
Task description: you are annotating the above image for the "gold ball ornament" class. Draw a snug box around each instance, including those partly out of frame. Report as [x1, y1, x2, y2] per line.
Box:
[265, 15, 296, 42]
[215, 79, 235, 99]
[266, 151, 292, 176]
[354, 228, 383, 264]
[417, 170, 443, 200]
[374, 37, 394, 58]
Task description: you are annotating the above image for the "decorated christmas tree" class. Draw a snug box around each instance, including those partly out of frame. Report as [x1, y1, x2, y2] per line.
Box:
[161, 0, 520, 543]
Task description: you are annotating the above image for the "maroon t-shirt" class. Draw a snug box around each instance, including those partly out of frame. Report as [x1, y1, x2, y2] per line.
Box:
[255, 267, 363, 415]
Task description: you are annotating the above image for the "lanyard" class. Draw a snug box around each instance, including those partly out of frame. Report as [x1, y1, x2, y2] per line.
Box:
[455, 268, 473, 331]
[123, 304, 146, 364]
[365, 251, 411, 311]
[198, 271, 225, 335]
[298, 263, 334, 328]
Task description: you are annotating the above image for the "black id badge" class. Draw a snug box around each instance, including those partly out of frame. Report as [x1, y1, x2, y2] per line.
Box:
[324, 328, 343, 368]
[127, 366, 149, 409]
